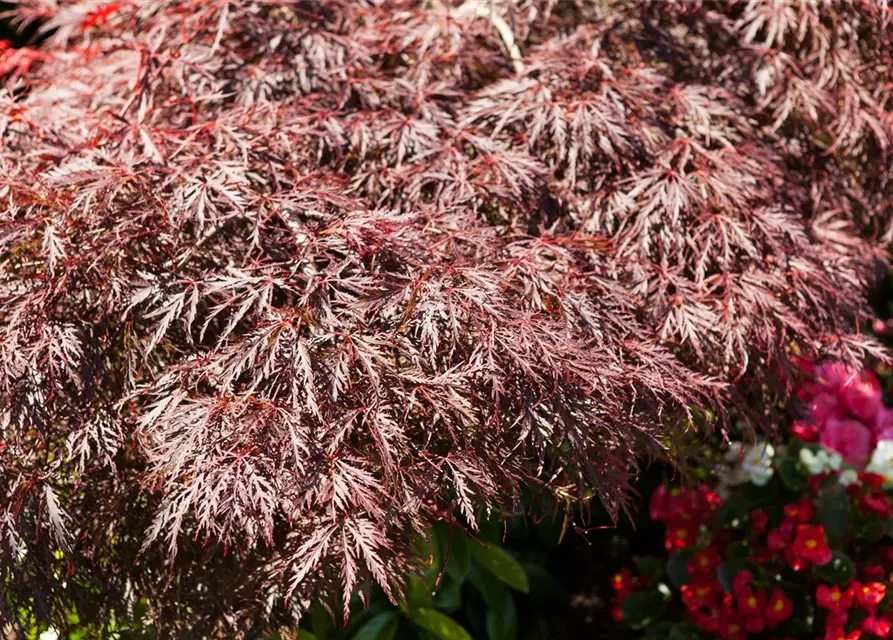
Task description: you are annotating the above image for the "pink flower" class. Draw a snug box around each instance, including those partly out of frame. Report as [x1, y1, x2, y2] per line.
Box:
[875, 409, 893, 441]
[842, 371, 882, 422]
[804, 363, 882, 424]
[808, 393, 846, 424]
[813, 362, 856, 390]
[820, 418, 873, 466]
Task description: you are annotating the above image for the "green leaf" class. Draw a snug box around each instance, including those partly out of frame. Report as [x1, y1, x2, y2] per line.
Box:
[778, 457, 808, 492]
[621, 589, 670, 630]
[815, 551, 855, 586]
[519, 563, 567, 605]
[634, 556, 665, 582]
[310, 602, 333, 640]
[641, 622, 676, 639]
[860, 517, 886, 543]
[738, 478, 778, 506]
[351, 612, 398, 640]
[485, 592, 518, 640]
[716, 498, 748, 526]
[441, 527, 471, 583]
[476, 513, 503, 544]
[470, 543, 529, 593]
[642, 622, 710, 640]
[666, 548, 695, 588]
[726, 541, 750, 563]
[531, 506, 563, 548]
[432, 577, 463, 613]
[819, 484, 850, 539]
[414, 528, 443, 589]
[403, 575, 435, 611]
[408, 608, 473, 640]
[716, 562, 748, 594]
[468, 564, 511, 612]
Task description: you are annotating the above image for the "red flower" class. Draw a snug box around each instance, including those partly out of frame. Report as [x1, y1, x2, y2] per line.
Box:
[859, 472, 886, 489]
[765, 589, 794, 627]
[859, 492, 893, 519]
[681, 581, 721, 610]
[665, 521, 699, 551]
[817, 585, 854, 613]
[751, 509, 769, 535]
[649, 484, 671, 521]
[826, 627, 862, 640]
[650, 484, 715, 524]
[737, 590, 766, 615]
[719, 610, 746, 640]
[790, 524, 832, 568]
[611, 606, 623, 623]
[862, 614, 892, 637]
[688, 547, 721, 576]
[768, 521, 795, 552]
[784, 499, 815, 523]
[737, 590, 767, 633]
[732, 570, 754, 596]
[610, 569, 632, 595]
[689, 609, 721, 635]
[792, 420, 819, 442]
[826, 611, 848, 628]
[855, 581, 887, 608]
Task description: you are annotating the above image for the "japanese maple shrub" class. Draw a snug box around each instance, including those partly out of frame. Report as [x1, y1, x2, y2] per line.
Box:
[0, 0, 891, 634]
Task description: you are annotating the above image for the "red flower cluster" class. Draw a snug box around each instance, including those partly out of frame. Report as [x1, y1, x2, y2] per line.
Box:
[817, 582, 892, 639]
[649, 484, 720, 551]
[678, 565, 794, 639]
[609, 569, 651, 622]
[621, 476, 893, 638]
[617, 361, 893, 638]
[764, 502, 832, 571]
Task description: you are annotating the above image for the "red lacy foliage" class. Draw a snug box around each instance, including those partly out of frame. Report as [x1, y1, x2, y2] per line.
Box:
[0, 0, 891, 633]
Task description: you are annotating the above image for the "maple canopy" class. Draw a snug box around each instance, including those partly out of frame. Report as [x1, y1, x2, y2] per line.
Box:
[1, 0, 891, 634]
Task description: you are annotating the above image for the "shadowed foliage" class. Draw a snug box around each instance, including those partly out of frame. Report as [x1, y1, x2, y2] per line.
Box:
[0, 0, 891, 635]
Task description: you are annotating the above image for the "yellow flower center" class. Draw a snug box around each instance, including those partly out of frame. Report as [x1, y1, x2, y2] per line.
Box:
[699, 557, 709, 567]
[729, 624, 740, 633]
[805, 539, 817, 549]
[747, 596, 757, 608]
[831, 591, 841, 601]
[773, 599, 785, 612]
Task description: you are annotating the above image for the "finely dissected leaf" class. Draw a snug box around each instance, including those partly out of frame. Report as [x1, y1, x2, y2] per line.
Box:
[0, 0, 890, 634]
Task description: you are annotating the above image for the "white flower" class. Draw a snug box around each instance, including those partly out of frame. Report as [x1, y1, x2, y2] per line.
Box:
[838, 469, 861, 487]
[722, 441, 775, 487]
[799, 447, 842, 475]
[865, 440, 893, 488]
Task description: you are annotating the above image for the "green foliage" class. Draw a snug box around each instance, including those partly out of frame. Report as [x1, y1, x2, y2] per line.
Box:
[621, 586, 671, 630]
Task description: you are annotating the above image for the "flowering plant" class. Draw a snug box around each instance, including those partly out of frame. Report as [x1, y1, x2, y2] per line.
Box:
[612, 362, 893, 639]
